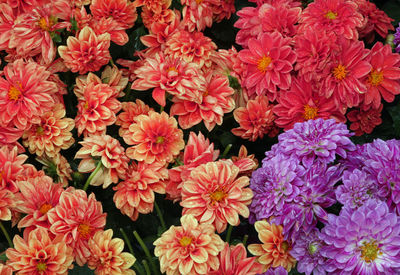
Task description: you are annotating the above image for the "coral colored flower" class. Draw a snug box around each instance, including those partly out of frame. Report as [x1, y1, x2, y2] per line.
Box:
[239, 32, 296, 100]
[22, 104, 75, 157]
[209, 243, 264, 275]
[299, 0, 364, 40]
[0, 126, 24, 153]
[260, 3, 301, 38]
[210, 0, 235, 23]
[58, 26, 111, 74]
[116, 100, 153, 136]
[231, 145, 258, 177]
[167, 132, 219, 201]
[90, 0, 137, 29]
[0, 188, 15, 221]
[232, 95, 275, 141]
[36, 154, 73, 187]
[87, 229, 136, 275]
[0, 59, 57, 130]
[347, 104, 383, 136]
[170, 74, 235, 131]
[181, 0, 217, 32]
[0, 264, 12, 275]
[0, 4, 16, 52]
[274, 77, 345, 130]
[123, 111, 184, 165]
[75, 134, 129, 188]
[248, 220, 296, 272]
[234, 5, 263, 48]
[113, 161, 167, 221]
[47, 187, 107, 266]
[133, 0, 170, 13]
[363, 42, 400, 109]
[153, 214, 224, 275]
[141, 5, 176, 30]
[6, 227, 74, 274]
[75, 82, 122, 137]
[181, 160, 253, 233]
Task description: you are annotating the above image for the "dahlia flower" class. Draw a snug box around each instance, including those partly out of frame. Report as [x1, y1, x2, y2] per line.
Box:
[116, 100, 153, 136]
[0, 59, 57, 130]
[0, 188, 15, 221]
[90, 0, 137, 29]
[231, 145, 258, 177]
[113, 161, 167, 221]
[100, 65, 129, 95]
[347, 104, 383, 136]
[0, 126, 24, 153]
[320, 199, 400, 274]
[262, 267, 289, 275]
[58, 26, 111, 74]
[153, 214, 224, 275]
[234, 5, 262, 47]
[181, 160, 253, 233]
[36, 154, 73, 187]
[0, 4, 15, 52]
[248, 220, 296, 272]
[133, 0, 170, 13]
[6, 227, 74, 274]
[239, 32, 296, 100]
[0, 264, 12, 275]
[210, 0, 235, 23]
[141, 5, 176, 30]
[87, 229, 136, 275]
[232, 95, 275, 141]
[395, 23, 400, 53]
[181, 0, 217, 32]
[208, 243, 264, 275]
[47, 187, 107, 266]
[74, 70, 121, 101]
[75, 134, 129, 188]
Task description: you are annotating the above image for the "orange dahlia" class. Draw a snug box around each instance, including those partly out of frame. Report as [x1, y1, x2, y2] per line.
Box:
[47, 187, 107, 266]
[141, 5, 176, 30]
[90, 0, 137, 29]
[116, 100, 153, 137]
[6, 227, 74, 274]
[87, 229, 136, 275]
[181, 160, 253, 233]
[0, 188, 15, 221]
[113, 161, 167, 221]
[122, 111, 184, 165]
[58, 26, 111, 74]
[0, 264, 12, 275]
[248, 220, 296, 272]
[153, 214, 224, 275]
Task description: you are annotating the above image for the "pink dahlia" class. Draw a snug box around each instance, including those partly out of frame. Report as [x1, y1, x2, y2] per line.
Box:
[210, 0, 235, 23]
[181, 0, 217, 32]
[0, 188, 16, 221]
[90, 0, 137, 29]
[347, 104, 383, 136]
[299, 0, 364, 40]
[0, 264, 12, 275]
[239, 32, 296, 100]
[0, 126, 24, 153]
[47, 187, 107, 266]
[75, 134, 129, 188]
[0, 59, 57, 130]
[0, 3, 16, 52]
[116, 99, 153, 136]
[58, 26, 111, 74]
[141, 5, 176, 30]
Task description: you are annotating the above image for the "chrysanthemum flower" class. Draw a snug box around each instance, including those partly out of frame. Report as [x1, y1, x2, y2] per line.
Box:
[181, 160, 253, 233]
[0, 188, 15, 221]
[58, 26, 111, 74]
[75, 134, 129, 188]
[6, 227, 74, 274]
[363, 42, 400, 109]
[0, 126, 24, 153]
[181, 0, 217, 32]
[299, 0, 364, 40]
[232, 95, 275, 141]
[0, 59, 57, 130]
[0, 264, 12, 275]
[113, 161, 167, 221]
[274, 77, 345, 130]
[239, 32, 296, 100]
[87, 229, 136, 275]
[209, 243, 264, 275]
[248, 220, 296, 272]
[123, 111, 184, 165]
[36, 154, 73, 187]
[116, 100, 153, 136]
[153, 214, 224, 275]
[47, 187, 107, 266]
[320, 199, 400, 274]
[347, 104, 383, 136]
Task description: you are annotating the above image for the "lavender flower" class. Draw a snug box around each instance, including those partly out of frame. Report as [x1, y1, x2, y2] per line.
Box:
[262, 266, 288, 275]
[394, 23, 400, 53]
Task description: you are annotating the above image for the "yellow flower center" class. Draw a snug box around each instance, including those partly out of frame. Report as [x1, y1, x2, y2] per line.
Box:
[36, 126, 44, 136]
[167, 66, 178, 73]
[78, 223, 92, 239]
[8, 85, 21, 101]
[257, 56, 272, 73]
[332, 64, 348, 80]
[209, 189, 227, 203]
[360, 240, 380, 263]
[156, 136, 165, 144]
[38, 16, 55, 32]
[84, 101, 89, 109]
[281, 241, 290, 252]
[195, 0, 203, 4]
[308, 242, 318, 255]
[37, 262, 47, 272]
[325, 11, 338, 20]
[303, 105, 319, 120]
[39, 203, 52, 215]
[368, 69, 384, 86]
[179, 236, 192, 247]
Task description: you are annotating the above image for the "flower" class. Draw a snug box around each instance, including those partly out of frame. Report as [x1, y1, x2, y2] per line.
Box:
[6, 227, 74, 274]
[141, 5, 176, 30]
[208, 243, 264, 275]
[210, 0, 235, 23]
[133, 0, 170, 13]
[0, 3, 16, 52]
[0, 59, 57, 130]
[75, 134, 129, 188]
[47, 187, 107, 266]
[90, 0, 137, 29]
[0, 188, 15, 221]
[123, 111, 184, 165]
[181, 0, 216, 32]
[347, 104, 383, 136]
[87, 229, 136, 275]
[0, 264, 12, 275]
[234, 5, 263, 47]
[116, 100, 153, 136]
[181, 160, 253, 233]
[248, 220, 296, 272]
[320, 199, 400, 274]
[232, 95, 275, 141]
[36, 154, 73, 187]
[58, 26, 111, 74]
[0, 126, 24, 153]
[153, 214, 224, 275]
[22, 104, 75, 157]
[238, 32, 296, 100]
[394, 23, 400, 53]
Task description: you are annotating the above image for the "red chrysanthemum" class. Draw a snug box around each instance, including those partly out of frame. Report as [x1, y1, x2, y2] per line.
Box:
[116, 99, 153, 136]
[347, 104, 383, 136]
[239, 32, 296, 100]
[181, 0, 218, 32]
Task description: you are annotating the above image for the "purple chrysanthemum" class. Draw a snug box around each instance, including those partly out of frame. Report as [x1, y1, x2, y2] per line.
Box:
[338, 143, 367, 172]
[291, 229, 328, 275]
[277, 118, 355, 167]
[262, 266, 288, 275]
[394, 23, 400, 53]
[320, 199, 400, 274]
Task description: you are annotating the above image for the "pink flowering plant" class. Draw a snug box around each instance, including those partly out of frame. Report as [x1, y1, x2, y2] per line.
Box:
[1, 0, 400, 274]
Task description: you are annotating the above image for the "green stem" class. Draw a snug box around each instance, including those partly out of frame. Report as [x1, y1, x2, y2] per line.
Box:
[242, 234, 248, 246]
[154, 201, 167, 232]
[0, 221, 13, 248]
[160, 105, 164, 113]
[221, 144, 232, 158]
[133, 231, 159, 275]
[142, 260, 151, 275]
[83, 161, 103, 191]
[119, 229, 146, 275]
[225, 224, 233, 243]
[109, 58, 115, 66]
